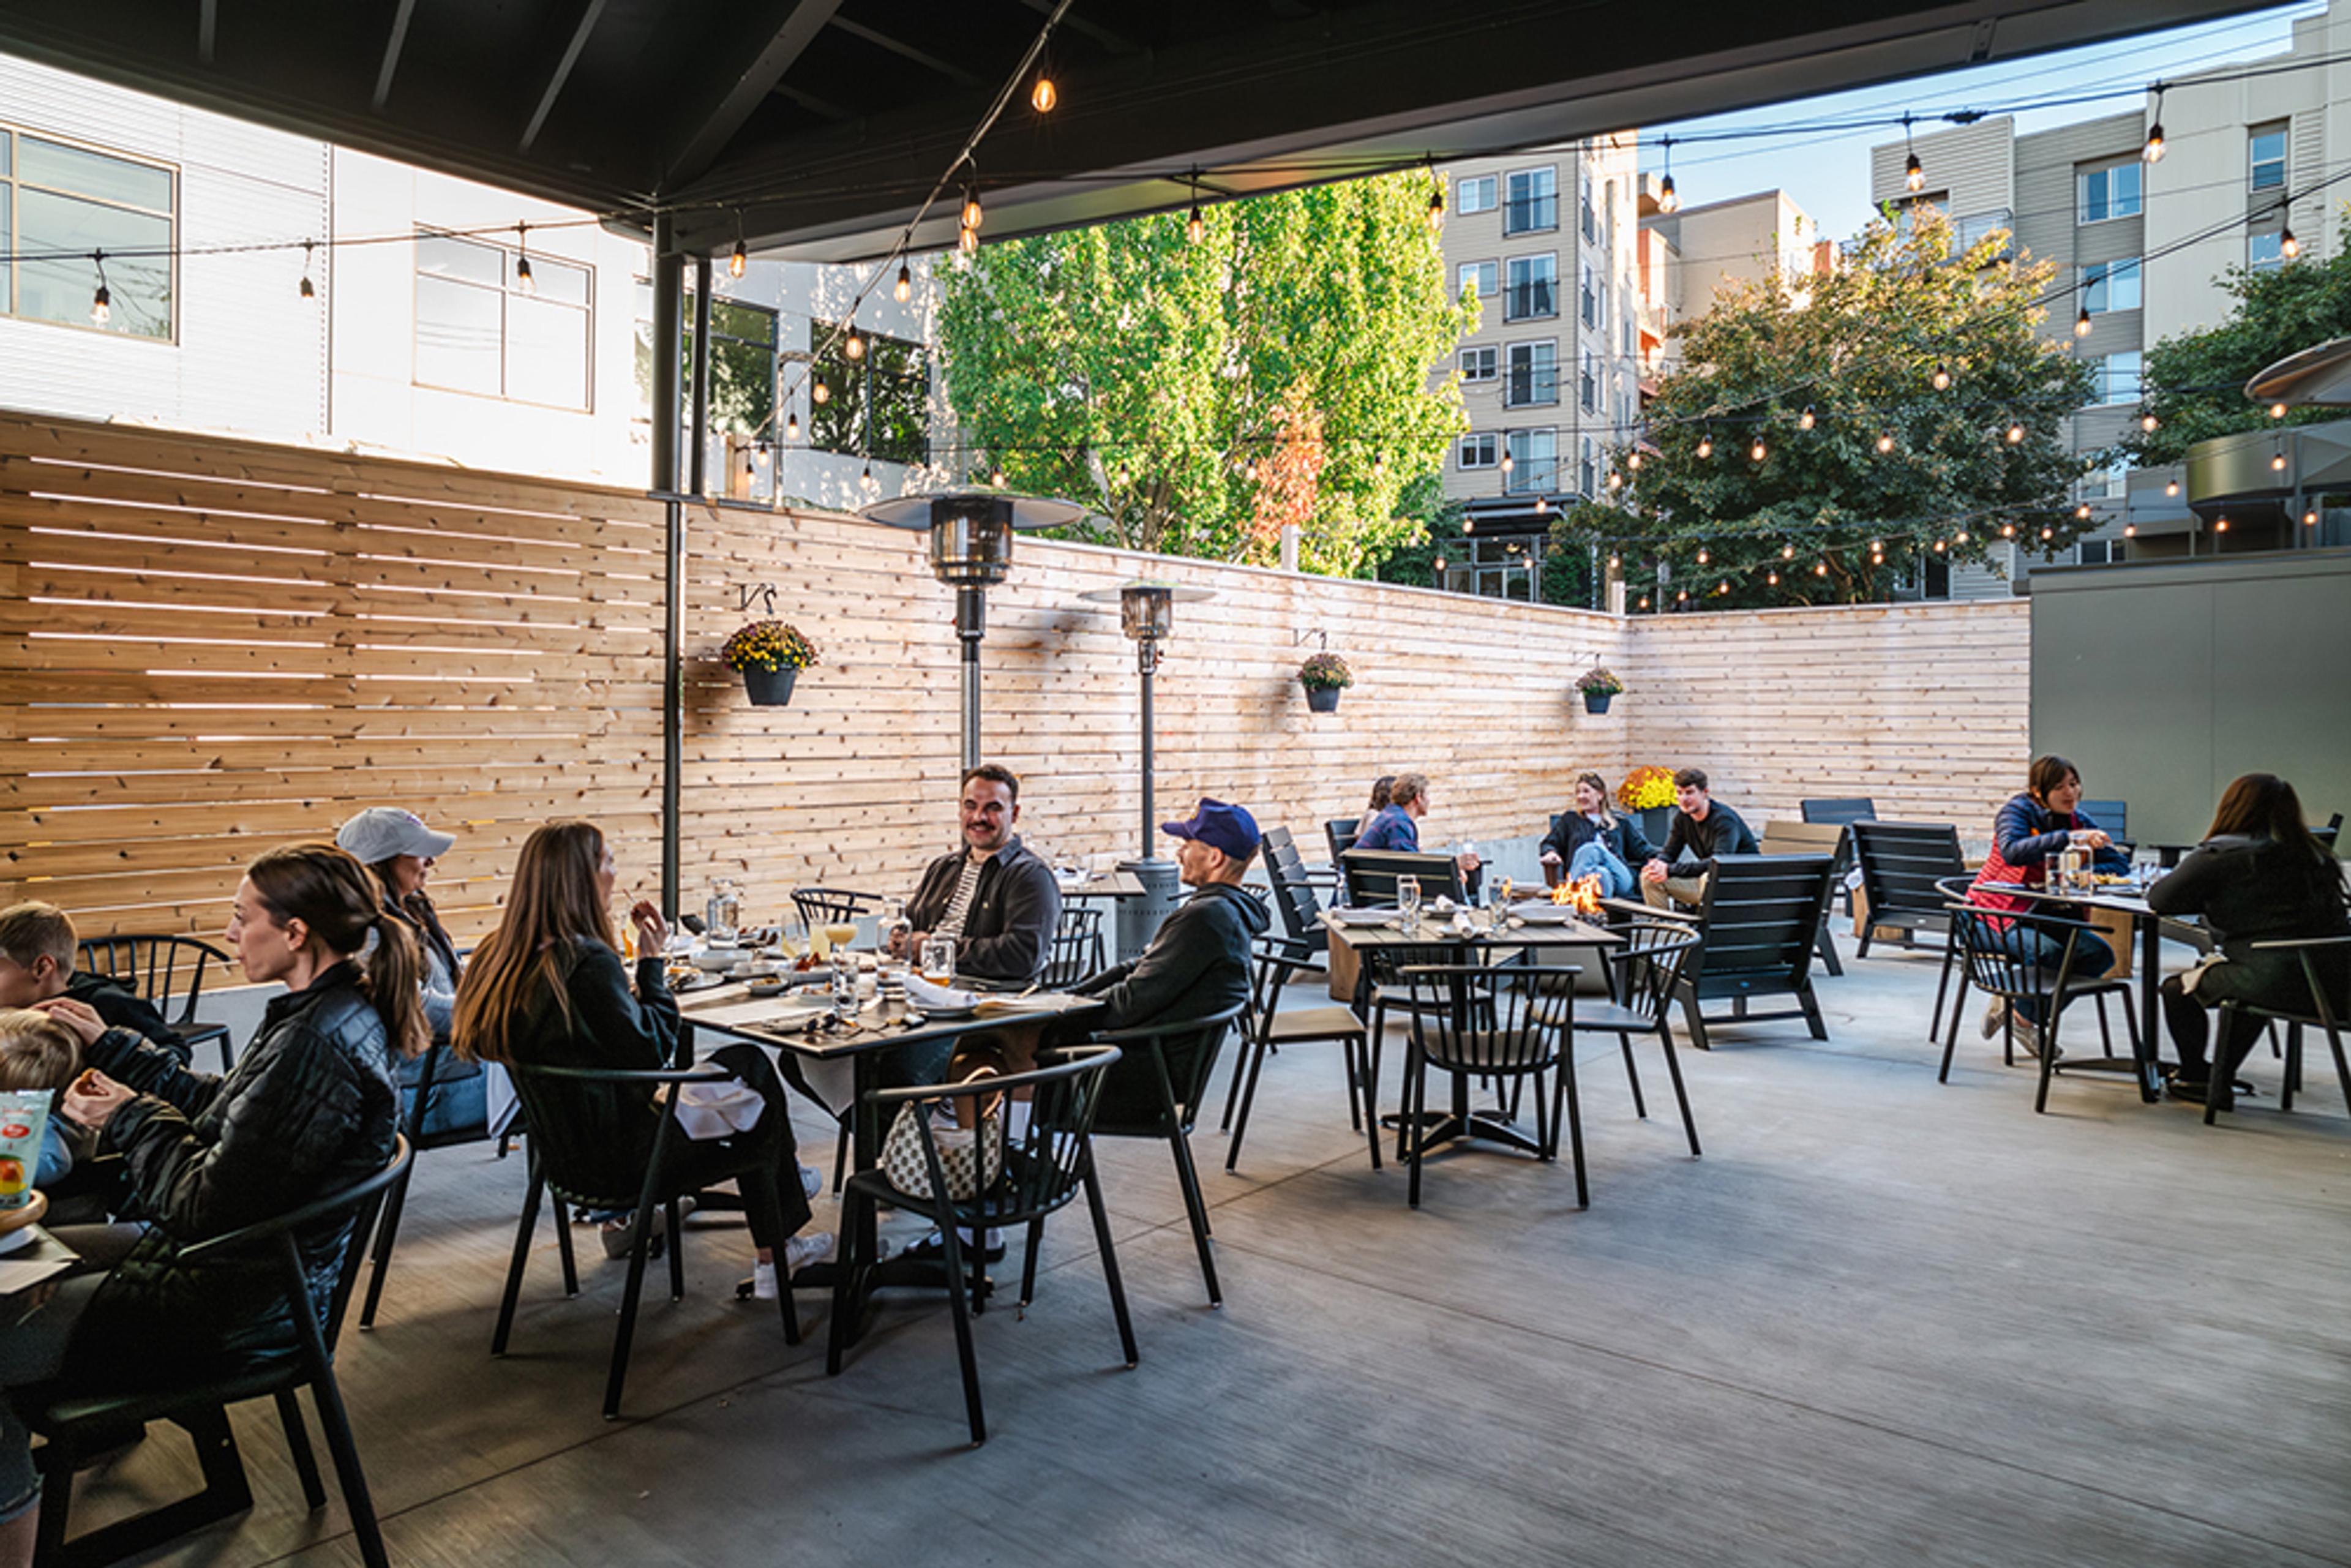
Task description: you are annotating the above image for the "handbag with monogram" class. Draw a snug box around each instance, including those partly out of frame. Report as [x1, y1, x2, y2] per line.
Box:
[879, 1059, 1004, 1201]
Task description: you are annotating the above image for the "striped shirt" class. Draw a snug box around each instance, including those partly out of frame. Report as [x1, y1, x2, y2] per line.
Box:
[934, 854, 986, 940]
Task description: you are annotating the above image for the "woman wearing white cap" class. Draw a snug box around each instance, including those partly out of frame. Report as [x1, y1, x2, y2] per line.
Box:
[337, 807, 480, 1136]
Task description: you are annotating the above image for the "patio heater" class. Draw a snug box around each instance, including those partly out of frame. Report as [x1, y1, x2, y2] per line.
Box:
[863, 492, 1084, 771]
[1078, 580, 1213, 960]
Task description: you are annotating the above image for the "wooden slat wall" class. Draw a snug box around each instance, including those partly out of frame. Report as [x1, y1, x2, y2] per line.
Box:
[1628, 599, 2032, 835]
[2, 410, 2029, 962]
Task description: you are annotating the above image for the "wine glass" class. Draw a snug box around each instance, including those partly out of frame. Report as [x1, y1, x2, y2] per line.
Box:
[776, 912, 807, 964]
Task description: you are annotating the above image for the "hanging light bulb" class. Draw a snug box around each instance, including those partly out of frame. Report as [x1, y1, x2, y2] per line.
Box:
[1607, 471, 1624, 491]
[2272, 451, 2287, 471]
[2165, 479, 2180, 497]
[1608, 553, 1621, 571]
[1932, 362, 1952, 392]
[2124, 522, 2137, 538]
[1535, 495, 1549, 515]
[1956, 529, 1971, 545]
[2282, 226, 2300, 260]
[730, 239, 747, 279]
[1876, 431, 1895, 454]
[1814, 561, 1829, 577]
[2001, 522, 2017, 538]
[514, 223, 534, 294]
[812, 378, 830, 405]
[1657, 136, 1680, 213]
[2075, 503, 2093, 519]
[1782, 543, 1796, 560]
[784, 405, 800, 440]
[1767, 569, 1780, 585]
[1750, 437, 1767, 462]
[2271, 402, 2289, 419]
[1870, 537, 1883, 552]
[299, 239, 317, 301]
[2216, 515, 2230, 532]
[846, 328, 865, 361]
[1627, 451, 1644, 470]
[2143, 90, 2166, 163]
[2075, 306, 2092, 339]
[1696, 432, 1714, 459]
[2305, 508, 2320, 526]
[1030, 62, 1057, 114]
[1697, 547, 1709, 565]
[2006, 421, 2027, 445]
[1676, 588, 1689, 603]
[1638, 596, 1651, 610]
[1932, 538, 1947, 553]
[962, 176, 984, 233]
[958, 223, 979, 255]
[1905, 151, 1925, 193]
[1717, 580, 1730, 595]
[1799, 405, 1816, 432]
[2040, 526, 2054, 540]
[1427, 168, 1445, 232]
[861, 459, 873, 483]
[1244, 456, 1259, 482]
[991, 467, 1006, 487]
[895, 262, 912, 303]
[2140, 408, 2159, 433]
[89, 252, 110, 326]
[1433, 554, 1447, 576]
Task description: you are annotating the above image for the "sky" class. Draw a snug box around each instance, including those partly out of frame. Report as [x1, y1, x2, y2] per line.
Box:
[1642, 2, 2325, 241]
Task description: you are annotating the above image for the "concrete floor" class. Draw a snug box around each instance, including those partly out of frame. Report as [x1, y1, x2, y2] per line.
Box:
[67, 924, 2351, 1567]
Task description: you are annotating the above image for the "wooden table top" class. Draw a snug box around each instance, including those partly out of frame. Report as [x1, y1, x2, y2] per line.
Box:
[678, 980, 1098, 1057]
[1057, 870, 1149, 898]
[1321, 904, 1621, 948]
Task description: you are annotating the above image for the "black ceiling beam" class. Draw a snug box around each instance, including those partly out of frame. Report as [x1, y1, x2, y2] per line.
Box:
[776, 83, 853, 122]
[828, 15, 989, 90]
[520, 0, 609, 151]
[197, 0, 215, 64]
[663, 0, 846, 192]
[372, 0, 419, 111]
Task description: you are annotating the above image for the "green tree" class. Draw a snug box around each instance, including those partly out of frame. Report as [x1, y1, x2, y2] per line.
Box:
[1555, 211, 2097, 607]
[937, 173, 1474, 575]
[2126, 240, 2351, 466]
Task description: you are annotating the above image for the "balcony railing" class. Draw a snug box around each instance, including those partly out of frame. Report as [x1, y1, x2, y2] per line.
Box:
[1504, 281, 1557, 321]
[1504, 366, 1558, 408]
[1502, 456, 1558, 494]
[1504, 195, 1558, 235]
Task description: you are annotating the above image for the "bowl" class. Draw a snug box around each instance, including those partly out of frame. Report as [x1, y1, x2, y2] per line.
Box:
[692, 945, 746, 972]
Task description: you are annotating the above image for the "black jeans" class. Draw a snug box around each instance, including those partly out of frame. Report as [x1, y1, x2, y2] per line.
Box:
[2159, 975, 2267, 1083]
[673, 1041, 813, 1246]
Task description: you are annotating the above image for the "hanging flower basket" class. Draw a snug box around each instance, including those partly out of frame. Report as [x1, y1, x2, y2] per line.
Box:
[1299, 651, 1351, 713]
[1577, 667, 1625, 715]
[1306, 686, 1342, 714]
[722, 620, 820, 708]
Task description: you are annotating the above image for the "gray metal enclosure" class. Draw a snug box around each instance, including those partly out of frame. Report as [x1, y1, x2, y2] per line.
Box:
[2030, 549, 2351, 849]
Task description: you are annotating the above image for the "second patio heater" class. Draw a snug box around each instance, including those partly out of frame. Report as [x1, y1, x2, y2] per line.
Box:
[1078, 579, 1213, 961]
[864, 492, 1084, 771]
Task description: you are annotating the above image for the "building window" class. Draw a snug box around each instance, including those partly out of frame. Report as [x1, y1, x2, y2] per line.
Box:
[1438, 535, 1540, 601]
[0, 126, 176, 340]
[416, 231, 591, 408]
[1456, 175, 1497, 216]
[2250, 122, 2287, 191]
[1457, 432, 1498, 470]
[1954, 209, 2014, 258]
[811, 324, 928, 466]
[1503, 428, 1556, 493]
[1580, 264, 1597, 328]
[1458, 345, 1497, 383]
[2080, 258, 2142, 315]
[1580, 175, 1599, 243]
[2249, 228, 2285, 272]
[1457, 259, 1497, 302]
[1504, 167, 1558, 236]
[633, 285, 778, 435]
[1505, 341, 1558, 408]
[2077, 538, 2116, 565]
[1893, 196, 1946, 238]
[1581, 436, 1597, 496]
[2094, 350, 2143, 405]
[2078, 159, 2143, 223]
[1580, 351, 1597, 412]
[1504, 254, 1558, 321]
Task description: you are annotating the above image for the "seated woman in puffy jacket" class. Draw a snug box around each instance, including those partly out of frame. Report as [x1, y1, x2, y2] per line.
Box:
[2147, 773, 2350, 1102]
[1965, 754, 2129, 1052]
[338, 806, 485, 1139]
[0, 844, 416, 1567]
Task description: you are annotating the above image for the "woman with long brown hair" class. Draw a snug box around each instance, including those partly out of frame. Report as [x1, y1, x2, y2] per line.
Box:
[1537, 771, 1656, 894]
[452, 820, 827, 1296]
[0, 843, 416, 1566]
[2147, 773, 2350, 1101]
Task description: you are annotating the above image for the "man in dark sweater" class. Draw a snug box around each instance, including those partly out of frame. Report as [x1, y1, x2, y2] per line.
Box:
[0, 901, 186, 1062]
[892, 762, 1062, 986]
[1641, 768, 1759, 912]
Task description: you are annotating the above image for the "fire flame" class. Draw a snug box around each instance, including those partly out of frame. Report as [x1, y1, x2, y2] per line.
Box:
[1550, 874, 1603, 915]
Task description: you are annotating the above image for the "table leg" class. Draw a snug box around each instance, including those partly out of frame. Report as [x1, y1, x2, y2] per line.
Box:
[2135, 913, 2163, 1101]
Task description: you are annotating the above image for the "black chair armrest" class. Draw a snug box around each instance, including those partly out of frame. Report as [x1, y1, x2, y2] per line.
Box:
[862, 1045, 1123, 1105]
[506, 1062, 733, 1085]
[178, 1136, 413, 1264]
[1087, 1002, 1248, 1047]
[2249, 935, 2351, 951]
[1944, 902, 2104, 935]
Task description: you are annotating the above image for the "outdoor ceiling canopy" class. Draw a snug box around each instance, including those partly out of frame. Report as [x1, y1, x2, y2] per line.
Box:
[0, 0, 2273, 264]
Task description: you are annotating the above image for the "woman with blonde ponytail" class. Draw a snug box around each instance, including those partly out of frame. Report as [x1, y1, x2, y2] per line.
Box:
[0, 844, 404, 1563]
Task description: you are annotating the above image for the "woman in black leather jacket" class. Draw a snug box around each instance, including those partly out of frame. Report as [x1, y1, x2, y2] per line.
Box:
[2147, 773, 2350, 1100]
[1538, 772, 1657, 895]
[0, 844, 419, 1563]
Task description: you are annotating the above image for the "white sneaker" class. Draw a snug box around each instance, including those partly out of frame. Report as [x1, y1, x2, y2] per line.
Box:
[749, 1232, 836, 1300]
[1981, 998, 2009, 1040]
[800, 1164, 823, 1201]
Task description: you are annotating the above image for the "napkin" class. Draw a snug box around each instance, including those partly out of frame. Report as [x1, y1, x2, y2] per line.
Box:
[905, 973, 978, 1012]
[669, 1076, 767, 1139]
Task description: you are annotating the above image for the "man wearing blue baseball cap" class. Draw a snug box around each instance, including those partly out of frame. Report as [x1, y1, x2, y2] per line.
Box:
[1071, 798, 1269, 1040]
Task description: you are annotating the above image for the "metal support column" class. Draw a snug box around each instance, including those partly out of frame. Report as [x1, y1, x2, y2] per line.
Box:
[1137, 640, 1157, 858]
[956, 587, 984, 773]
[688, 257, 711, 497]
[652, 220, 685, 922]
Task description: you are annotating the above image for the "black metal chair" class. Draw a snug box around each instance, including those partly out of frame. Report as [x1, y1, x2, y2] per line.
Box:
[1084, 1002, 1247, 1306]
[2314, 812, 2342, 852]
[1575, 920, 1703, 1157]
[1659, 854, 1838, 1049]
[827, 1045, 1130, 1447]
[1043, 902, 1105, 989]
[1325, 817, 1363, 863]
[357, 1041, 499, 1328]
[1800, 797, 1877, 827]
[25, 1137, 411, 1568]
[1395, 963, 1584, 1209]
[1222, 934, 1374, 1172]
[1340, 847, 1463, 907]
[1848, 821, 1968, 958]
[1938, 905, 2143, 1112]
[1926, 874, 1981, 1044]
[2205, 935, 2351, 1125]
[1260, 826, 1332, 963]
[790, 886, 884, 932]
[73, 934, 234, 1070]
[493, 1060, 802, 1420]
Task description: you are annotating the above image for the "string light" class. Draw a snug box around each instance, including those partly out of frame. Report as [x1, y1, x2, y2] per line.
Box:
[298, 240, 316, 301]
[2124, 522, 2137, 537]
[2140, 408, 2159, 433]
[2216, 515, 2230, 532]
[1932, 363, 1952, 392]
[1903, 114, 1925, 193]
[2001, 522, 2016, 538]
[1814, 561, 1829, 577]
[1433, 554, 1447, 575]
[1799, 405, 1816, 431]
[959, 223, 979, 255]
[1657, 137, 1680, 214]
[514, 223, 534, 294]
[962, 171, 984, 233]
[1767, 569, 1780, 585]
[1717, 580, 1730, 595]
[2305, 508, 2320, 525]
[1932, 538, 1946, 553]
[1697, 547, 1709, 565]
[2074, 306, 2092, 338]
[2271, 451, 2287, 471]
[812, 378, 830, 405]
[1638, 596, 1651, 610]
[2005, 421, 2026, 445]
[1427, 162, 1445, 231]
[2165, 479, 2180, 497]
[1627, 451, 1644, 470]
[2271, 402, 2288, 419]
[846, 328, 865, 361]
[1955, 530, 1969, 543]
[1499, 452, 1514, 476]
[1782, 543, 1796, 560]
[1750, 437, 1767, 462]
[2040, 526, 2054, 540]
[1695, 432, 1713, 459]
[895, 263, 912, 302]
[861, 459, 873, 483]
[730, 239, 746, 279]
[2281, 226, 2300, 260]
[1676, 588, 1689, 603]
[2144, 89, 2166, 163]
[1030, 50, 1057, 113]
[784, 405, 800, 440]
[1188, 194, 1205, 245]
[1876, 431, 1895, 453]
[2075, 503, 2093, 519]
[1608, 553, 1621, 571]
[90, 252, 110, 325]
[1243, 457, 1259, 481]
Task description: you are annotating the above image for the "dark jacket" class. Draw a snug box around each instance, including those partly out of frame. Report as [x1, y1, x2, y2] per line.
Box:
[1659, 803, 1760, 875]
[1969, 793, 2130, 915]
[1075, 882, 1269, 1130]
[1540, 811, 1655, 868]
[2147, 835, 2351, 1011]
[69, 961, 399, 1384]
[904, 835, 1061, 984]
[504, 938, 680, 1179]
[64, 970, 186, 1065]
[1352, 804, 1419, 853]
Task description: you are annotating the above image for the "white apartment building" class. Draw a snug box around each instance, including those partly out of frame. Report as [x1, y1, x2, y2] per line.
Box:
[1434, 134, 1642, 599]
[0, 51, 942, 507]
[1869, 0, 2351, 587]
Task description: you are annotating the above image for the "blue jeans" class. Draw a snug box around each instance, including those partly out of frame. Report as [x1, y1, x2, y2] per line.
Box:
[1569, 840, 1636, 898]
[1989, 926, 2115, 1024]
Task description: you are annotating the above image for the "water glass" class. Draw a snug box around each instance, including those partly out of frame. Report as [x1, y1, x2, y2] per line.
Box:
[775, 912, 807, 962]
[830, 956, 860, 1021]
[1397, 874, 1422, 931]
[920, 935, 956, 985]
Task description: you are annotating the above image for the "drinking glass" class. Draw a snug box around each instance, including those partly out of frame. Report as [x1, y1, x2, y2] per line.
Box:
[776, 913, 807, 963]
[920, 935, 956, 985]
[881, 898, 910, 958]
[1397, 874, 1422, 931]
[829, 956, 860, 1020]
[808, 921, 832, 961]
[825, 919, 861, 956]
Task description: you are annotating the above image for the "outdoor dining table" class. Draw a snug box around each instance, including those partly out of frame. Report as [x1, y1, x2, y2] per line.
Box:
[1973, 880, 2188, 1102]
[675, 975, 1101, 1298]
[1321, 902, 1620, 1156]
